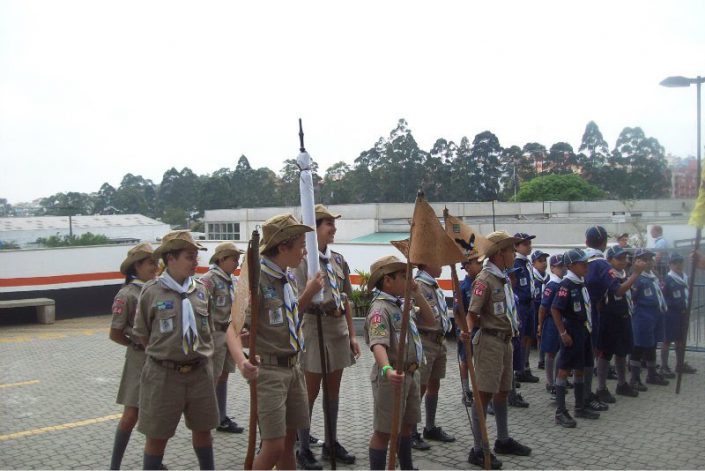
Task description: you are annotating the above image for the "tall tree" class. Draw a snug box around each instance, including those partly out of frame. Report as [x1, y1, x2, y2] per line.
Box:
[113, 174, 157, 216]
[468, 131, 502, 201]
[578, 121, 610, 166]
[523, 142, 548, 175]
[609, 127, 671, 198]
[94, 183, 117, 214]
[320, 161, 352, 204]
[544, 142, 577, 174]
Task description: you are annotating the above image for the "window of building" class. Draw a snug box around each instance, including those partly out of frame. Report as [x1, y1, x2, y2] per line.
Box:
[207, 222, 240, 240]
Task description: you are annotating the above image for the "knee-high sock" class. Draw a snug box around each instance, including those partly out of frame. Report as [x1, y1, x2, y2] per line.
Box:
[425, 394, 438, 429]
[369, 447, 387, 470]
[630, 359, 641, 384]
[324, 398, 339, 446]
[110, 427, 132, 470]
[143, 453, 164, 470]
[398, 436, 414, 471]
[194, 446, 214, 471]
[471, 398, 489, 452]
[216, 380, 227, 422]
[615, 356, 627, 385]
[583, 366, 594, 395]
[297, 400, 315, 451]
[523, 342, 531, 369]
[574, 375, 585, 409]
[555, 377, 567, 412]
[661, 345, 670, 369]
[545, 355, 555, 386]
[597, 357, 609, 391]
[494, 399, 509, 441]
[646, 360, 658, 377]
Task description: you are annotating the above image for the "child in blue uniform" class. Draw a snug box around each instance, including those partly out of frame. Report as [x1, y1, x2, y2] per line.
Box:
[512, 233, 539, 384]
[629, 249, 669, 390]
[537, 254, 564, 397]
[458, 255, 483, 406]
[531, 251, 549, 370]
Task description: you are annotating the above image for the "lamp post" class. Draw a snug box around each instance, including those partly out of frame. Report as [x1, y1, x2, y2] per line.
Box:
[659, 75, 703, 179]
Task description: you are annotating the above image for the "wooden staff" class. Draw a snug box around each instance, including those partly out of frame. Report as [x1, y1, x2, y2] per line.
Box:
[676, 227, 701, 394]
[244, 230, 261, 470]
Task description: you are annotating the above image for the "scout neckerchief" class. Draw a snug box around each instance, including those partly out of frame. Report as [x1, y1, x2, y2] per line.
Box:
[641, 270, 667, 313]
[374, 290, 424, 364]
[209, 264, 236, 303]
[515, 253, 535, 298]
[129, 277, 147, 289]
[667, 270, 689, 306]
[160, 271, 200, 354]
[584, 247, 605, 260]
[548, 272, 563, 285]
[260, 257, 304, 351]
[415, 270, 451, 333]
[319, 247, 342, 310]
[564, 269, 593, 332]
[483, 261, 519, 335]
[611, 269, 634, 316]
[532, 267, 549, 298]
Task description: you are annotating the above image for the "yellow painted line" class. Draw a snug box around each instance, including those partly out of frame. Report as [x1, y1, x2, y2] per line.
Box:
[0, 413, 121, 442]
[0, 379, 40, 389]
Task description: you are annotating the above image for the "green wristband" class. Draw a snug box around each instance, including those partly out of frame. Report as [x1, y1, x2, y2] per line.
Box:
[381, 365, 393, 378]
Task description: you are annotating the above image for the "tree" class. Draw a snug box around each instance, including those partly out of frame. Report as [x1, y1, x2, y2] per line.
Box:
[320, 161, 352, 204]
[426, 138, 456, 200]
[157, 167, 200, 214]
[578, 121, 610, 167]
[0, 198, 13, 217]
[514, 174, 605, 202]
[468, 131, 502, 201]
[198, 168, 233, 211]
[499, 145, 536, 200]
[39, 192, 95, 215]
[607, 127, 671, 198]
[523, 142, 548, 175]
[112, 174, 157, 216]
[94, 183, 117, 214]
[544, 142, 578, 174]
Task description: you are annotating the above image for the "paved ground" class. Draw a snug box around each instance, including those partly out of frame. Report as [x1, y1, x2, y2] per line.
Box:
[1, 315, 704, 470]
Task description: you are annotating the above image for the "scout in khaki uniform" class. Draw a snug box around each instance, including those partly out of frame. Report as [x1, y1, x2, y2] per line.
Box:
[109, 243, 158, 470]
[365, 255, 436, 471]
[200, 242, 245, 434]
[466, 231, 531, 469]
[226, 214, 324, 470]
[295, 205, 360, 469]
[132, 231, 218, 470]
[410, 263, 455, 451]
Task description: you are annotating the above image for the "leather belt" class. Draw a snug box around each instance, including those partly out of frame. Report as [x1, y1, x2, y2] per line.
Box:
[308, 305, 343, 318]
[482, 328, 513, 343]
[420, 330, 445, 345]
[151, 357, 203, 374]
[130, 342, 145, 351]
[260, 353, 299, 368]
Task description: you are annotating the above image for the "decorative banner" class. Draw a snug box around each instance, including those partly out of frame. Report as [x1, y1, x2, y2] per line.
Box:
[443, 209, 487, 259]
[408, 195, 466, 267]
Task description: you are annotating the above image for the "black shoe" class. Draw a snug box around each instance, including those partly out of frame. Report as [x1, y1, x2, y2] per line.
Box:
[537, 360, 545, 370]
[462, 390, 474, 407]
[677, 363, 698, 374]
[410, 431, 431, 451]
[586, 393, 609, 411]
[216, 416, 244, 433]
[515, 370, 540, 383]
[508, 391, 529, 408]
[596, 388, 616, 404]
[659, 366, 676, 379]
[555, 409, 577, 428]
[296, 448, 323, 470]
[608, 366, 618, 380]
[468, 448, 502, 469]
[630, 380, 648, 392]
[574, 407, 600, 419]
[616, 382, 639, 397]
[494, 437, 532, 456]
[646, 374, 669, 386]
[423, 426, 456, 442]
[322, 441, 355, 464]
[159, 464, 168, 470]
[565, 380, 574, 389]
[309, 435, 323, 447]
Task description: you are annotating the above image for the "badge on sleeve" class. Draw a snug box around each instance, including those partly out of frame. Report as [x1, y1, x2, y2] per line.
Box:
[543, 287, 552, 297]
[473, 281, 487, 297]
[558, 287, 569, 298]
[197, 291, 206, 301]
[112, 297, 125, 315]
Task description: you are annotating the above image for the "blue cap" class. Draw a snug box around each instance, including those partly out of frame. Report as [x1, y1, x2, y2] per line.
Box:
[634, 248, 656, 259]
[669, 253, 684, 264]
[563, 248, 589, 265]
[585, 226, 609, 245]
[531, 250, 549, 262]
[549, 254, 564, 267]
[514, 232, 536, 242]
[606, 246, 628, 260]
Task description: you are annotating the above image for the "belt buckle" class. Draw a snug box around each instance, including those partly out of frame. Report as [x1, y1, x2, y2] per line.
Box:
[332, 308, 342, 318]
[407, 362, 418, 373]
[177, 365, 192, 374]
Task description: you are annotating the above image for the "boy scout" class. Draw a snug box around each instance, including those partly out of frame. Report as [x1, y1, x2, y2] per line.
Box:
[364, 255, 436, 471]
[661, 253, 697, 377]
[411, 263, 455, 450]
[109, 243, 158, 470]
[467, 231, 531, 469]
[226, 214, 323, 470]
[200, 242, 245, 434]
[537, 254, 564, 397]
[132, 231, 218, 470]
[295, 204, 360, 469]
[531, 250, 550, 370]
[512, 233, 540, 383]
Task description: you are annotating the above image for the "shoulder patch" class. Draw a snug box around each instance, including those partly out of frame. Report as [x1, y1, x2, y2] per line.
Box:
[112, 297, 125, 315]
[608, 268, 617, 279]
[558, 287, 569, 298]
[370, 309, 382, 325]
[543, 287, 552, 297]
[473, 281, 487, 297]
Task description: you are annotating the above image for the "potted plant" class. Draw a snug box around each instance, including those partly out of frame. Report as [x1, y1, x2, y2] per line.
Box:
[349, 269, 373, 317]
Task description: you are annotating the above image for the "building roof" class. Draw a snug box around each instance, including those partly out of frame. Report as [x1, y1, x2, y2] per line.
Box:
[0, 214, 166, 232]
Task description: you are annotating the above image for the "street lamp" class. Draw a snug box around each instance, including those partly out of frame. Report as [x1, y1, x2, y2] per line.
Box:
[660, 75, 704, 178]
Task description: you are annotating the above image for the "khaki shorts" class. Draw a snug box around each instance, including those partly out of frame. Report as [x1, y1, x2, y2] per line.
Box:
[371, 366, 421, 434]
[472, 331, 513, 394]
[301, 313, 355, 374]
[211, 330, 237, 379]
[257, 364, 310, 440]
[138, 357, 219, 438]
[419, 334, 447, 386]
[116, 346, 146, 408]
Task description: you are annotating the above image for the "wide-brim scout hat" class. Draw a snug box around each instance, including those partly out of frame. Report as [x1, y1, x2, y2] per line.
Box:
[260, 213, 313, 254]
[209, 242, 245, 264]
[315, 204, 341, 221]
[120, 242, 156, 275]
[478, 231, 520, 261]
[154, 230, 206, 258]
[367, 255, 407, 291]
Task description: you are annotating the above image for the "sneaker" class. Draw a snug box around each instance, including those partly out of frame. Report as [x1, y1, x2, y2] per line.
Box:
[555, 409, 577, 428]
[607, 366, 618, 380]
[410, 431, 431, 451]
[462, 390, 474, 407]
[508, 391, 529, 408]
[574, 407, 600, 419]
[309, 435, 324, 447]
[296, 448, 323, 470]
[467, 448, 502, 469]
[423, 426, 456, 442]
[630, 380, 648, 392]
[646, 374, 669, 386]
[586, 393, 609, 411]
[216, 416, 244, 433]
[514, 370, 540, 383]
[537, 360, 545, 370]
[596, 388, 616, 404]
[615, 382, 639, 397]
[659, 366, 676, 379]
[494, 437, 532, 456]
[677, 362, 698, 374]
[322, 441, 355, 464]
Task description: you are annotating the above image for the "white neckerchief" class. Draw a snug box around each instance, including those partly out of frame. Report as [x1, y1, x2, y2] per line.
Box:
[667, 270, 689, 305]
[611, 269, 634, 316]
[584, 247, 605, 260]
[483, 261, 519, 335]
[319, 246, 342, 309]
[209, 264, 237, 303]
[374, 290, 424, 364]
[160, 271, 199, 354]
[415, 270, 451, 333]
[641, 270, 667, 313]
[548, 273, 563, 285]
[564, 270, 592, 331]
[129, 277, 147, 289]
[532, 267, 548, 298]
[260, 256, 303, 351]
[515, 253, 535, 295]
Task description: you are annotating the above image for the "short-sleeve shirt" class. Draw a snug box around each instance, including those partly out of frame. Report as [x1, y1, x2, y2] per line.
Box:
[459, 275, 474, 312]
[200, 268, 234, 328]
[533, 271, 548, 305]
[110, 283, 142, 339]
[468, 269, 512, 334]
[552, 279, 589, 324]
[585, 257, 621, 317]
[663, 274, 687, 315]
[132, 278, 215, 361]
[364, 295, 421, 366]
[513, 256, 533, 305]
[540, 280, 561, 311]
[414, 274, 446, 334]
[602, 272, 630, 318]
[294, 250, 353, 311]
[632, 275, 663, 314]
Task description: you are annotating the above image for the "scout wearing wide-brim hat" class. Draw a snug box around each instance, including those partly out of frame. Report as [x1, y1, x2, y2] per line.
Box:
[209, 242, 245, 264]
[315, 204, 341, 221]
[259, 213, 313, 254]
[367, 255, 407, 291]
[478, 230, 521, 261]
[154, 230, 207, 258]
[120, 242, 156, 275]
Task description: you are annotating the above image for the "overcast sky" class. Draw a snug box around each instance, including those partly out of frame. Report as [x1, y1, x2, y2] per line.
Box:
[1, 0, 704, 204]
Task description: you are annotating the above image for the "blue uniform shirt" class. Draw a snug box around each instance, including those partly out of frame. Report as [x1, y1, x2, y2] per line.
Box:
[513, 256, 533, 305]
[585, 257, 621, 317]
[663, 274, 687, 315]
[460, 274, 474, 312]
[552, 278, 589, 323]
[532, 270, 548, 305]
[541, 280, 561, 311]
[632, 275, 663, 316]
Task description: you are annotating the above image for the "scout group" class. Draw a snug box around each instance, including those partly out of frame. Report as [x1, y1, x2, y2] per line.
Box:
[108, 207, 697, 470]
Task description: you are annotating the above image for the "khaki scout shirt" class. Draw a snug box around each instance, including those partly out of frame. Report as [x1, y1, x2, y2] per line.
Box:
[364, 295, 420, 367]
[247, 257, 301, 357]
[133, 278, 215, 361]
[200, 268, 233, 328]
[110, 283, 142, 339]
[468, 269, 512, 334]
[415, 277, 444, 334]
[295, 250, 352, 328]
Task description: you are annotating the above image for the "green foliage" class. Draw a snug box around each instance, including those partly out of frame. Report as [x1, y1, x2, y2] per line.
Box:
[513, 174, 605, 202]
[349, 270, 373, 317]
[0, 240, 20, 250]
[36, 232, 109, 247]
